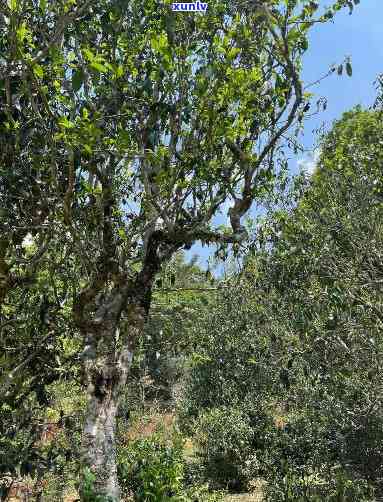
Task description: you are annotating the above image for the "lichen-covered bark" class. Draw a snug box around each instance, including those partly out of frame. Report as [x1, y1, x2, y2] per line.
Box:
[80, 332, 134, 500]
[79, 296, 144, 501]
[82, 383, 120, 499]
[76, 229, 169, 499]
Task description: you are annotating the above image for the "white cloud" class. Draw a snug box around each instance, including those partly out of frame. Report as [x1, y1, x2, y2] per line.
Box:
[298, 148, 321, 176]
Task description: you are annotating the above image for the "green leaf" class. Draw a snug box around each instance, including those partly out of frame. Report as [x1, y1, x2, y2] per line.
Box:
[115, 65, 124, 78]
[16, 22, 28, 43]
[151, 32, 168, 54]
[33, 64, 44, 79]
[301, 37, 308, 52]
[287, 28, 300, 44]
[337, 64, 343, 76]
[346, 62, 352, 77]
[39, 0, 47, 11]
[118, 228, 127, 240]
[90, 61, 107, 73]
[227, 47, 240, 60]
[58, 116, 74, 129]
[7, 0, 17, 11]
[82, 48, 94, 61]
[72, 69, 84, 92]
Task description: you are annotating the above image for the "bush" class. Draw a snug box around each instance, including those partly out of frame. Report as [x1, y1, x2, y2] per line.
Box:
[183, 483, 225, 501]
[264, 463, 375, 501]
[80, 467, 117, 502]
[117, 431, 225, 501]
[262, 411, 378, 501]
[193, 407, 257, 491]
[117, 434, 185, 501]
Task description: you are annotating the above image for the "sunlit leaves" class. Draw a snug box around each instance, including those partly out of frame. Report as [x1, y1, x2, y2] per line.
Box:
[38, 0, 47, 12]
[150, 32, 168, 53]
[58, 116, 75, 130]
[32, 63, 44, 79]
[81, 47, 110, 74]
[7, 0, 18, 12]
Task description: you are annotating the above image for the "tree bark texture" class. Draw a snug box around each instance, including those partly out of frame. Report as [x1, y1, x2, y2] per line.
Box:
[79, 295, 145, 501]
[77, 229, 173, 499]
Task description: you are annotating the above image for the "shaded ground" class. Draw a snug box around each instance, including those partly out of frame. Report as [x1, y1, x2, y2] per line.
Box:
[223, 479, 265, 501]
[224, 492, 263, 502]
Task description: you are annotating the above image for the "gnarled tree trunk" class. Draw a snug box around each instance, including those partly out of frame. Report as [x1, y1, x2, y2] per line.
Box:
[79, 295, 145, 501]
[82, 378, 120, 499]
[76, 228, 170, 500]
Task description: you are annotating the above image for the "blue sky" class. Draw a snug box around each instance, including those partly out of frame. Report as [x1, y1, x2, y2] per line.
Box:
[298, 0, 382, 163]
[187, 0, 383, 273]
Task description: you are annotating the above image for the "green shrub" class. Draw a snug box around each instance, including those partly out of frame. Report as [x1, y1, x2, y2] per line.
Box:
[262, 412, 377, 501]
[117, 434, 185, 501]
[183, 483, 225, 501]
[193, 407, 257, 491]
[264, 463, 375, 501]
[79, 467, 117, 502]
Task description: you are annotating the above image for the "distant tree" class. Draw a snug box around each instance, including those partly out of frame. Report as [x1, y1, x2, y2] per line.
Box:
[181, 107, 383, 496]
[128, 251, 213, 406]
[261, 107, 383, 497]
